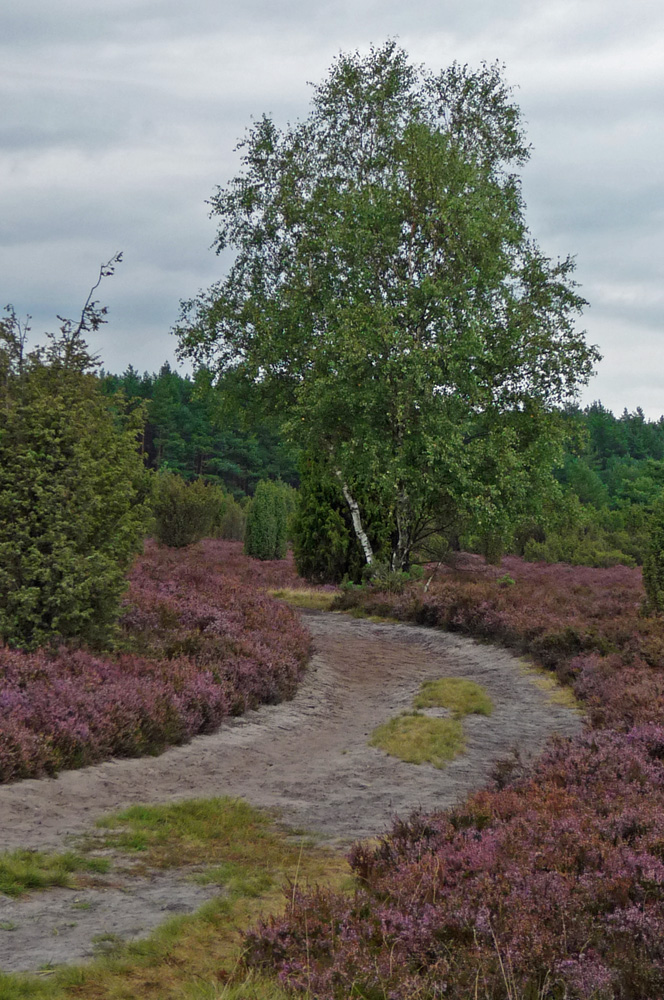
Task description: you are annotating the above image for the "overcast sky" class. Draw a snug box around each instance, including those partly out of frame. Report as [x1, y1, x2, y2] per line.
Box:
[2, 0, 663, 416]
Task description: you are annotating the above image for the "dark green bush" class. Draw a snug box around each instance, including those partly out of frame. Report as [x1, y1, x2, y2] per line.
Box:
[643, 493, 664, 613]
[216, 495, 247, 541]
[292, 454, 389, 583]
[0, 302, 150, 651]
[152, 472, 224, 548]
[244, 480, 292, 560]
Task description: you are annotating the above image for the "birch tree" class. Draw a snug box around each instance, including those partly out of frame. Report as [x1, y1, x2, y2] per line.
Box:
[176, 43, 599, 571]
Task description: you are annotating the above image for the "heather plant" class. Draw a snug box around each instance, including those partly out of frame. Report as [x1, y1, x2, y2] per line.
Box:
[0, 540, 309, 782]
[248, 727, 664, 999]
[152, 470, 224, 547]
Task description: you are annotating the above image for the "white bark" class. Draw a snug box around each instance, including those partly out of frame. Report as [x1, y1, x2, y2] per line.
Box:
[337, 475, 374, 565]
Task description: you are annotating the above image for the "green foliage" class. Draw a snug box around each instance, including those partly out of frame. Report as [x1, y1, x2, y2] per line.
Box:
[292, 454, 390, 583]
[216, 493, 247, 541]
[244, 480, 292, 560]
[152, 471, 225, 548]
[100, 364, 299, 497]
[643, 493, 664, 614]
[362, 560, 423, 594]
[293, 456, 364, 583]
[177, 43, 598, 573]
[0, 268, 150, 650]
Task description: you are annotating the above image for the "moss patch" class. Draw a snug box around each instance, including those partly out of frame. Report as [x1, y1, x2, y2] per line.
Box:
[413, 677, 493, 717]
[369, 712, 465, 768]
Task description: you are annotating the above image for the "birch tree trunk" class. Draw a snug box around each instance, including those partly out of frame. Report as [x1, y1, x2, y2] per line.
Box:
[337, 476, 374, 566]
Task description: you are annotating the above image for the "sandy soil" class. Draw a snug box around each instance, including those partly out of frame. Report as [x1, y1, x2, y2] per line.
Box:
[0, 611, 583, 972]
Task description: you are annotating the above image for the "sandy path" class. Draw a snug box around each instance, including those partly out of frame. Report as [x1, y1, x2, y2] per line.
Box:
[0, 612, 583, 971]
[0, 612, 582, 851]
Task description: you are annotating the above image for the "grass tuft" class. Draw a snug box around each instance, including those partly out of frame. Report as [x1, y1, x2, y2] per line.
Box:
[0, 797, 348, 999]
[369, 712, 465, 768]
[0, 850, 110, 898]
[268, 588, 336, 611]
[413, 677, 493, 717]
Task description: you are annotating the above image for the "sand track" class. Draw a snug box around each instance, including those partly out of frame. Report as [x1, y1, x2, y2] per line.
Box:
[0, 612, 583, 971]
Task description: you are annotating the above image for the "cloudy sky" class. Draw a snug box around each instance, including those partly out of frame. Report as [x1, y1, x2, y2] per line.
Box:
[2, 0, 662, 416]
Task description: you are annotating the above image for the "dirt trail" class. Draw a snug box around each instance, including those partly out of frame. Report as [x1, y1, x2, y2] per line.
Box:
[0, 612, 583, 971]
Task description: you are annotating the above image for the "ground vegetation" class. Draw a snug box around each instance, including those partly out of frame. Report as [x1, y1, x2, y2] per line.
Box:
[0, 541, 309, 782]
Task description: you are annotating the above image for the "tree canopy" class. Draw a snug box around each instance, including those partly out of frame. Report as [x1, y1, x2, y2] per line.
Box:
[176, 42, 600, 571]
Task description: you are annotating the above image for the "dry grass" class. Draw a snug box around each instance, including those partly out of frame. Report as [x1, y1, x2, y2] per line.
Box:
[517, 658, 584, 714]
[268, 588, 337, 611]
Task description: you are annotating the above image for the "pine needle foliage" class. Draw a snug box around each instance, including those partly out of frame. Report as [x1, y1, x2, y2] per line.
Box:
[244, 480, 292, 560]
[0, 261, 150, 650]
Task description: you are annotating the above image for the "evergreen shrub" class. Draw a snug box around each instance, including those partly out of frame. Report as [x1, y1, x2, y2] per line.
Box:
[0, 303, 150, 651]
[244, 480, 292, 560]
[152, 472, 223, 548]
[216, 495, 247, 541]
[292, 455, 389, 583]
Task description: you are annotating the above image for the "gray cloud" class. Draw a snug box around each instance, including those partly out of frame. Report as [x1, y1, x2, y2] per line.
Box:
[1, 0, 663, 414]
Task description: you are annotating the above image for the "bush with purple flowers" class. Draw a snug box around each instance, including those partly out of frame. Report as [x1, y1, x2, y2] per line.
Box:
[0, 539, 309, 782]
[246, 553, 664, 998]
[248, 727, 664, 998]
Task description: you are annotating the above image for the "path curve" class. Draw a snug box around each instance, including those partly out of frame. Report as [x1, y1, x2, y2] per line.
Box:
[0, 612, 582, 852]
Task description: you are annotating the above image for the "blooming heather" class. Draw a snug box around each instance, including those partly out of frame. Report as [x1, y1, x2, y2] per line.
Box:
[0, 540, 309, 782]
[248, 727, 664, 998]
[247, 554, 664, 998]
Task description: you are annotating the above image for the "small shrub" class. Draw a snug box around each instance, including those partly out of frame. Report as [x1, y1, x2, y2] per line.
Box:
[217, 495, 247, 541]
[643, 493, 664, 613]
[244, 481, 290, 560]
[152, 472, 223, 548]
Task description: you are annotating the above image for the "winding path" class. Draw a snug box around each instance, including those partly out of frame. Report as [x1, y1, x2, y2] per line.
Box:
[0, 612, 585, 971]
[0, 612, 583, 852]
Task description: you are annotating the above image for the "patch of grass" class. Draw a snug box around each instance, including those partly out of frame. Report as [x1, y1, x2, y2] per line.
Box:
[93, 797, 278, 873]
[0, 850, 110, 898]
[413, 677, 493, 717]
[0, 797, 347, 1000]
[370, 712, 465, 768]
[518, 658, 584, 713]
[269, 588, 336, 611]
